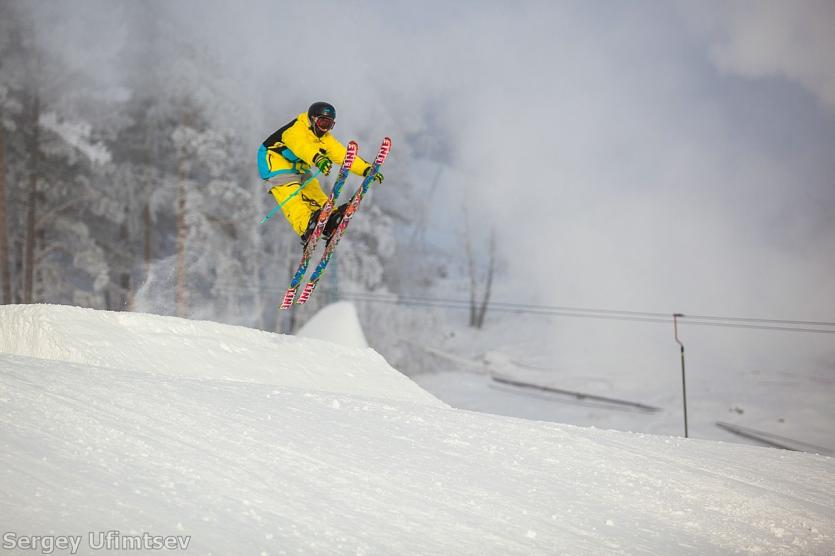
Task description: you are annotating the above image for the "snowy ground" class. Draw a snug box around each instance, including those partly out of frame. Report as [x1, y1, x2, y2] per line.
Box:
[1, 304, 834, 555]
[413, 367, 835, 455]
[382, 306, 835, 453]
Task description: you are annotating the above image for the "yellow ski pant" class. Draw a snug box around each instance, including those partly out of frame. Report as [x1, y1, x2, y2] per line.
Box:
[262, 148, 327, 236]
[269, 180, 328, 236]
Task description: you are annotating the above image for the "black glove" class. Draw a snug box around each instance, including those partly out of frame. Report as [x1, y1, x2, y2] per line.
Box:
[363, 166, 384, 184]
[313, 152, 332, 175]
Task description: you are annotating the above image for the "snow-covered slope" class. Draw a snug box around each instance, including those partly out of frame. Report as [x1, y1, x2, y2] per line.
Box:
[1, 305, 834, 555]
[0, 304, 439, 406]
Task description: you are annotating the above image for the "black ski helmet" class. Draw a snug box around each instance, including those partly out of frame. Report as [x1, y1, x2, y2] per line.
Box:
[308, 101, 336, 121]
[307, 102, 336, 137]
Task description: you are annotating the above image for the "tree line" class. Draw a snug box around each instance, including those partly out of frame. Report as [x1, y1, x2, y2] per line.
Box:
[0, 2, 495, 336]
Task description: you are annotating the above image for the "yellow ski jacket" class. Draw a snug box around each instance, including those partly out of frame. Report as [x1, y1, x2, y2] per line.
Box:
[261, 113, 371, 178]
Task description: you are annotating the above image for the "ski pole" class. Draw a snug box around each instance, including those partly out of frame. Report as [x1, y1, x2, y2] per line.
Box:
[259, 169, 323, 224]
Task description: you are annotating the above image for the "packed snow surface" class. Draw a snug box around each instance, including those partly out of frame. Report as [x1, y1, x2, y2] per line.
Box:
[1, 305, 834, 555]
[0, 304, 437, 406]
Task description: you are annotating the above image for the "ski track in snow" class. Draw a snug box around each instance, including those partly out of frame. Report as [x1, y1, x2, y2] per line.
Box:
[1, 305, 834, 555]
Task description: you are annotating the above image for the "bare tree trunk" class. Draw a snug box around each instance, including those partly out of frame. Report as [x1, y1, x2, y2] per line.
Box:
[132, 113, 156, 313]
[143, 202, 152, 278]
[463, 205, 478, 327]
[175, 166, 188, 317]
[22, 94, 40, 304]
[175, 184, 188, 317]
[251, 231, 265, 330]
[13, 235, 22, 303]
[175, 112, 190, 317]
[0, 124, 11, 304]
[22, 170, 36, 303]
[125, 275, 135, 311]
[475, 230, 496, 329]
[119, 217, 131, 310]
[464, 200, 495, 329]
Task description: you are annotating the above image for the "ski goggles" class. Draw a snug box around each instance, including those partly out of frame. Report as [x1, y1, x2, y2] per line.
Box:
[313, 116, 335, 132]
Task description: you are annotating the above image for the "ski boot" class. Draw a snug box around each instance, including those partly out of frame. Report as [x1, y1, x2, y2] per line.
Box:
[322, 203, 348, 243]
[299, 208, 322, 247]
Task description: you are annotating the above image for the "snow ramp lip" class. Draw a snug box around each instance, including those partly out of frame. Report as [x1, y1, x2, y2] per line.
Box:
[0, 304, 443, 407]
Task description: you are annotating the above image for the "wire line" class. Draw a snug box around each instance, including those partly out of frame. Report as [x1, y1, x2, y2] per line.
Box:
[206, 281, 835, 334]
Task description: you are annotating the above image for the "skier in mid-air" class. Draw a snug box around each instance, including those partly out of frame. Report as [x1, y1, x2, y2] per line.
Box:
[258, 101, 384, 245]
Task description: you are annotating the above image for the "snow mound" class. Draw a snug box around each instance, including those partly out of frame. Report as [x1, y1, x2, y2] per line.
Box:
[2, 353, 834, 555]
[0, 304, 441, 407]
[2, 305, 834, 554]
[296, 301, 368, 348]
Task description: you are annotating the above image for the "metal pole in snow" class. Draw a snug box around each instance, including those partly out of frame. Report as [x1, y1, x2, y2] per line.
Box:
[673, 313, 689, 438]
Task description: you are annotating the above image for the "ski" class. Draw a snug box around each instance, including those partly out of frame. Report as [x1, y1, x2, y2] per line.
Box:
[279, 141, 358, 309]
[297, 137, 392, 305]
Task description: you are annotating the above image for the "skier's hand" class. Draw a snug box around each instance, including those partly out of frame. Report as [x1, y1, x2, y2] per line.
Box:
[363, 167, 384, 184]
[313, 153, 332, 175]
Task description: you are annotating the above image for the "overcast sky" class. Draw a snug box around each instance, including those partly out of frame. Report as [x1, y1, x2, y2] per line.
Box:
[25, 1, 835, 346]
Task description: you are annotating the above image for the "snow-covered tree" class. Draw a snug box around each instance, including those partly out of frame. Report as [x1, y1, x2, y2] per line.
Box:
[0, 2, 112, 305]
[0, 1, 25, 303]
